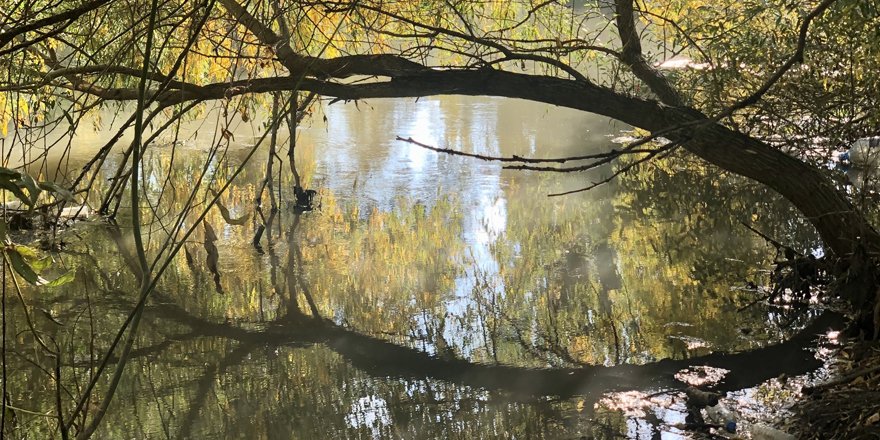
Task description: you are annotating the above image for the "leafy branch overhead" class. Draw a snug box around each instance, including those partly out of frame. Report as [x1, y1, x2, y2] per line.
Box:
[2, 0, 877, 258]
[0, 168, 74, 211]
[0, 1, 879, 439]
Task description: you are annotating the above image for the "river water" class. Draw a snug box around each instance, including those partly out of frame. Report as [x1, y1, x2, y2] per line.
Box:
[6, 96, 828, 439]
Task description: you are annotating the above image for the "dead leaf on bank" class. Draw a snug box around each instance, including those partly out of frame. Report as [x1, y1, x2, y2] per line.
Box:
[865, 412, 880, 426]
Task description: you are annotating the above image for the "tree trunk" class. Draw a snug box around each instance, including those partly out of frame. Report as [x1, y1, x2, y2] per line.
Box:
[662, 107, 878, 259]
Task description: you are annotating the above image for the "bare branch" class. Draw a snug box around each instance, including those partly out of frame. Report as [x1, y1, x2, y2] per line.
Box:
[721, 0, 839, 115]
[548, 142, 679, 196]
[396, 135, 665, 165]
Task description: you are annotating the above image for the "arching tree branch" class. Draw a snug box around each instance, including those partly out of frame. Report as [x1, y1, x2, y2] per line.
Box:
[0, 0, 113, 48]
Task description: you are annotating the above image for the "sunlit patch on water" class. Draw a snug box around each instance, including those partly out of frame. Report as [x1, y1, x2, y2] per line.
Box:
[667, 334, 711, 350]
[346, 395, 392, 437]
[598, 390, 655, 417]
[816, 328, 846, 362]
[598, 391, 692, 438]
[674, 366, 730, 387]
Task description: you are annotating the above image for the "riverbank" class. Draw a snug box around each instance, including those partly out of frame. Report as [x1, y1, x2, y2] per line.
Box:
[792, 336, 880, 439]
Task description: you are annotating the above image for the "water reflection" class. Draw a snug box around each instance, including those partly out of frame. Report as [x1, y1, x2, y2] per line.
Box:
[6, 96, 826, 439]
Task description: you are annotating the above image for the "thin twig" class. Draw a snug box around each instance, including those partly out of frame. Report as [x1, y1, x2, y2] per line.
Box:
[719, 0, 840, 117]
[548, 142, 680, 196]
[396, 135, 666, 165]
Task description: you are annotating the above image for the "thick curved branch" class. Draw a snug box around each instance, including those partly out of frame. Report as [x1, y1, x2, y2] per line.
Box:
[59, 65, 879, 256]
[145, 296, 843, 399]
[0, 0, 113, 48]
[218, 0, 429, 77]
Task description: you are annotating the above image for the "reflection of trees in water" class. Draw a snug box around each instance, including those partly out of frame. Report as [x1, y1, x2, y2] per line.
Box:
[613, 152, 824, 327]
[469, 152, 822, 370]
[5, 148, 831, 438]
[20, 228, 837, 438]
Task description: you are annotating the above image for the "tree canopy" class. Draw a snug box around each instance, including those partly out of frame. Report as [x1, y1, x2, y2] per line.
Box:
[2, 0, 878, 253]
[1, 0, 880, 437]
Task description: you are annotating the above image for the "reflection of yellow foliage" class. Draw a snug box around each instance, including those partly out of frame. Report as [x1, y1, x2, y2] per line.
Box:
[316, 196, 465, 333]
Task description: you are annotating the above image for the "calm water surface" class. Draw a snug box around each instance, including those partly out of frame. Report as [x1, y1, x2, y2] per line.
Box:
[7, 96, 825, 439]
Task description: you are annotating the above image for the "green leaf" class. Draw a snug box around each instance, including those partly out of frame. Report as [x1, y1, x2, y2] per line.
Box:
[0, 179, 31, 206]
[43, 269, 75, 287]
[29, 256, 53, 273]
[7, 248, 41, 285]
[17, 174, 41, 208]
[13, 245, 40, 262]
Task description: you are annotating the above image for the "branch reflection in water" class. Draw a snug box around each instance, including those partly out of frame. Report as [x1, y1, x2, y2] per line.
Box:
[8, 97, 829, 439]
